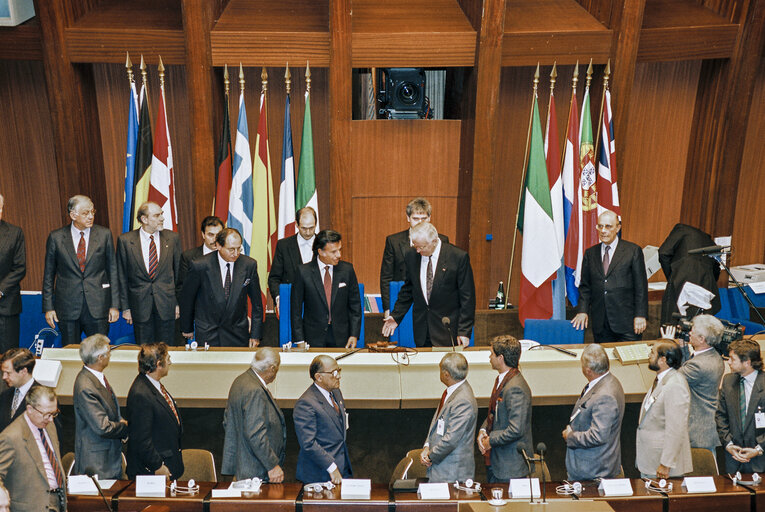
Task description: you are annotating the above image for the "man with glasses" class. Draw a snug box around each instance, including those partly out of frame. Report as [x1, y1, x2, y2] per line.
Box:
[0, 349, 38, 432]
[42, 195, 119, 345]
[126, 342, 184, 480]
[0, 385, 66, 511]
[268, 207, 317, 317]
[294, 355, 352, 484]
[572, 210, 648, 343]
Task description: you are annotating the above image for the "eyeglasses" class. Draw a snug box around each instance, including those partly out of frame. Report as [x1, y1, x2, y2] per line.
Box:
[31, 405, 60, 420]
[76, 209, 96, 216]
[317, 368, 342, 378]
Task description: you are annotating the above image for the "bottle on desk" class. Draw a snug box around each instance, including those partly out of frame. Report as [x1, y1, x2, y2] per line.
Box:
[495, 281, 505, 310]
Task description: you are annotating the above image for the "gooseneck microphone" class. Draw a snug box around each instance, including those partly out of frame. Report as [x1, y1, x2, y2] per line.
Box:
[442, 317, 456, 351]
[536, 443, 547, 503]
[517, 446, 534, 503]
[84, 467, 113, 512]
[687, 245, 730, 255]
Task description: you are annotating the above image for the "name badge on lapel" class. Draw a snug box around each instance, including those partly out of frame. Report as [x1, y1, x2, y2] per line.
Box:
[570, 408, 582, 423]
[345, 411, 350, 431]
[644, 396, 656, 412]
[756, 407, 765, 429]
[436, 418, 445, 436]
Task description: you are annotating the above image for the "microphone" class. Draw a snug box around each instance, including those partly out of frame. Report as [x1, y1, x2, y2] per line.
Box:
[441, 317, 456, 351]
[517, 446, 534, 503]
[536, 443, 547, 503]
[688, 245, 730, 255]
[84, 467, 113, 512]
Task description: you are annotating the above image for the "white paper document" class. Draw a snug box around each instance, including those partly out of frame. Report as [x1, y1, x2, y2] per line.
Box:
[509, 478, 541, 499]
[418, 482, 450, 500]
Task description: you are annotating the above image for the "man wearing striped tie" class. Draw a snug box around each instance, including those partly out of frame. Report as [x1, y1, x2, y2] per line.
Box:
[0, 385, 66, 511]
[117, 202, 181, 345]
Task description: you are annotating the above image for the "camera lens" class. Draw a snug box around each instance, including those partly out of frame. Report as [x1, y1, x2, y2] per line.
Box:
[396, 82, 419, 105]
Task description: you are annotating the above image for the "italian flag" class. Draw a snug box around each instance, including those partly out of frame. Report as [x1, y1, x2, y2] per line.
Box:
[296, 91, 319, 230]
[517, 91, 560, 325]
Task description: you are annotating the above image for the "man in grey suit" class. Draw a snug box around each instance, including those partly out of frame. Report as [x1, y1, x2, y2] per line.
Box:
[72, 334, 128, 479]
[0, 193, 26, 353]
[636, 340, 693, 479]
[422, 352, 477, 483]
[563, 343, 625, 481]
[43, 195, 119, 345]
[662, 314, 725, 456]
[477, 336, 532, 482]
[0, 386, 66, 512]
[117, 202, 181, 344]
[222, 348, 286, 482]
[716, 339, 765, 473]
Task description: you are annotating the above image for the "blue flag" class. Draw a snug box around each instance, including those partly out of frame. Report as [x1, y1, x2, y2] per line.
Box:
[122, 82, 139, 233]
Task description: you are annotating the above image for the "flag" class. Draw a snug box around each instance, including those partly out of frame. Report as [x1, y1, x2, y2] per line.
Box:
[228, 90, 254, 255]
[544, 86, 565, 319]
[252, 89, 277, 314]
[597, 88, 620, 217]
[132, 84, 153, 230]
[517, 90, 559, 326]
[562, 85, 580, 306]
[278, 93, 296, 239]
[296, 91, 319, 230]
[122, 81, 139, 233]
[213, 89, 233, 221]
[578, 84, 600, 255]
[148, 80, 178, 231]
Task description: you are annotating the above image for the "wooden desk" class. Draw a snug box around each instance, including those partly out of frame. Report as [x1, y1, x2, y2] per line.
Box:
[112, 481, 216, 512]
[575, 478, 664, 512]
[302, 482, 391, 511]
[663, 476, 753, 512]
[394, 485, 483, 511]
[207, 482, 301, 512]
[66, 480, 132, 512]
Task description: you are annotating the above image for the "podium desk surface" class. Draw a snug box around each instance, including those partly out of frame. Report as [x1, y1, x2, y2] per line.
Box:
[208, 482, 302, 512]
[112, 480, 216, 512]
[66, 480, 132, 512]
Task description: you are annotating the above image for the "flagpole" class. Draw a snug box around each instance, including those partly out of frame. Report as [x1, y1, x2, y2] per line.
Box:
[560, 62, 579, 172]
[305, 61, 311, 95]
[140, 55, 152, 126]
[507, 63, 541, 303]
[595, 59, 610, 171]
[285, 62, 291, 95]
[125, 52, 134, 83]
[546, 62, 556, 128]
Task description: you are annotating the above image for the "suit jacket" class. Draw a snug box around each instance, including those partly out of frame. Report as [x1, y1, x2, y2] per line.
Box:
[126, 374, 184, 480]
[426, 381, 477, 483]
[0, 381, 39, 433]
[268, 235, 306, 301]
[578, 239, 648, 338]
[72, 367, 128, 479]
[179, 252, 263, 347]
[177, 245, 205, 294]
[0, 220, 25, 316]
[679, 346, 725, 451]
[636, 369, 693, 477]
[291, 260, 361, 347]
[222, 369, 286, 480]
[390, 242, 475, 347]
[293, 384, 352, 483]
[716, 371, 765, 472]
[659, 223, 721, 323]
[42, 224, 119, 319]
[0, 414, 64, 512]
[379, 230, 449, 312]
[565, 372, 625, 481]
[117, 229, 181, 322]
[480, 372, 533, 480]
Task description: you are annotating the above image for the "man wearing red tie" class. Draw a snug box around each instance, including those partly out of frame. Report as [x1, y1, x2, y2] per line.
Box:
[126, 342, 184, 480]
[0, 386, 66, 511]
[477, 335, 532, 482]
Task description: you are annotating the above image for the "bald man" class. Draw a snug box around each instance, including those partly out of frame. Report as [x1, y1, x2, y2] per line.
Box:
[572, 210, 648, 343]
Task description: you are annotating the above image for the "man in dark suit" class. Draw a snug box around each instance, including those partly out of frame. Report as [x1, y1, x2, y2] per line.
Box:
[42, 195, 119, 345]
[180, 228, 263, 348]
[126, 342, 183, 480]
[477, 336, 532, 482]
[379, 198, 449, 317]
[291, 230, 361, 348]
[0, 194, 26, 353]
[72, 334, 128, 479]
[222, 347, 286, 482]
[572, 210, 648, 343]
[0, 349, 37, 433]
[659, 223, 721, 323]
[268, 207, 317, 316]
[117, 202, 181, 345]
[422, 352, 477, 483]
[716, 339, 765, 473]
[563, 343, 625, 481]
[383, 222, 475, 347]
[294, 355, 352, 484]
[0, 386, 66, 512]
[177, 215, 223, 292]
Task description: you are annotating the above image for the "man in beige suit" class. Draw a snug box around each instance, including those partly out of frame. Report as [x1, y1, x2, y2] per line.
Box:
[636, 340, 693, 479]
[0, 386, 66, 511]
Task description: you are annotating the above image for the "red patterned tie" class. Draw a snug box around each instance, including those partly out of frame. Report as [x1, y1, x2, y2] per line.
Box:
[160, 384, 180, 424]
[39, 428, 64, 488]
[323, 266, 332, 323]
[77, 232, 86, 272]
[148, 235, 158, 279]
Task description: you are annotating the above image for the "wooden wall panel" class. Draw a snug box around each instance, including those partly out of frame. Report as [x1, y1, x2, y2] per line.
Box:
[0, 60, 61, 290]
[732, 59, 765, 265]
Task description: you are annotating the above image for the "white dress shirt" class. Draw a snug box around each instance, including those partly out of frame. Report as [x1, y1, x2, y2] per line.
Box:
[297, 235, 315, 264]
[139, 228, 161, 273]
[318, 258, 333, 282]
[85, 365, 107, 388]
[419, 239, 442, 304]
[24, 414, 59, 489]
[601, 237, 619, 261]
[218, 253, 234, 287]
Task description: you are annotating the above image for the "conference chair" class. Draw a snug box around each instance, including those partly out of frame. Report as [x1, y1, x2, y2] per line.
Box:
[523, 319, 585, 345]
[687, 448, 719, 476]
[279, 283, 367, 347]
[716, 287, 765, 335]
[530, 459, 551, 481]
[62, 452, 75, 476]
[179, 449, 217, 482]
[389, 448, 429, 486]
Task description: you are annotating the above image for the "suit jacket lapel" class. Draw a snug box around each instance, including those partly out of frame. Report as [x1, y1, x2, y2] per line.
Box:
[0, 222, 9, 255]
[157, 231, 171, 273]
[83, 369, 119, 414]
[253, 371, 284, 423]
[207, 255, 226, 305]
[62, 226, 82, 271]
[743, 373, 764, 430]
[313, 386, 343, 433]
[84, 227, 99, 268]
[431, 243, 449, 292]
[129, 231, 150, 278]
[144, 375, 179, 425]
[21, 421, 50, 484]
[310, 264, 329, 311]
[605, 241, 627, 277]
[226, 259, 247, 309]
[288, 236, 303, 267]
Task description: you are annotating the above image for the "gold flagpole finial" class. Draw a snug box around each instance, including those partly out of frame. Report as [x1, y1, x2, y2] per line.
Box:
[572, 60, 579, 94]
[305, 61, 311, 95]
[224, 64, 230, 96]
[550, 61, 557, 92]
[585, 58, 593, 88]
[533, 63, 540, 93]
[261, 67, 268, 92]
[158, 55, 165, 89]
[140, 55, 148, 87]
[285, 63, 291, 95]
[603, 58, 611, 90]
[238, 63, 245, 92]
[126, 52, 134, 83]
